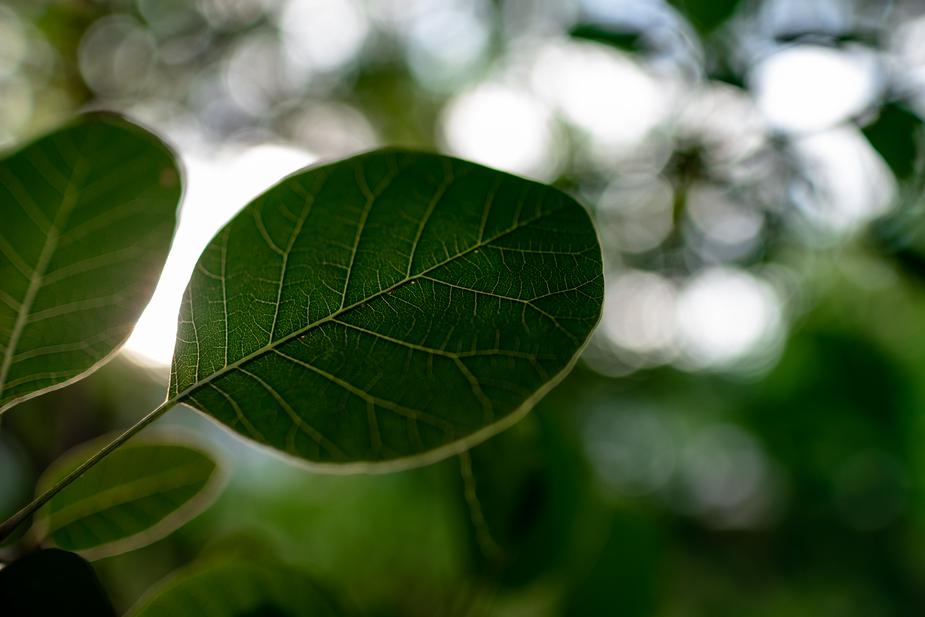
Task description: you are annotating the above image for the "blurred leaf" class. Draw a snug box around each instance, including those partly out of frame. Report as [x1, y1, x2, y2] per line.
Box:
[862, 102, 925, 182]
[774, 30, 880, 47]
[744, 329, 913, 553]
[0, 113, 180, 415]
[34, 435, 223, 559]
[457, 409, 589, 588]
[562, 511, 664, 617]
[0, 548, 116, 616]
[127, 558, 343, 617]
[669, 0, 742, 35]
[870, 203, 925, 284]
[569, 24, 645, 53]
[169, 150, 603, 469]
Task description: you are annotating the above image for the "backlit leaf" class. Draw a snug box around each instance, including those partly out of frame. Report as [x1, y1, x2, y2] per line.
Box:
[0, 114, 180, 414]
[34, 435, 222, 559]
[170, 150, 603, 469]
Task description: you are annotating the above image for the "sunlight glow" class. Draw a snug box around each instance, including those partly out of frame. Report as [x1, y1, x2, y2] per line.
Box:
[679, 424, 775, 527]
[892, 15, 925, 114]
[585, 406, 676, 496]
[440, 82, 559, 179]
[751, 44, 881, 132]
[686, 183, 764, 261]
[597, 174, 675, 254]
[123, 143, 317, 367]
[791, 127, 896, 233]
[675, 267, 783, 370]
[277, 0, 369, 78]
[601, 270, 678, 361]
[404, 0, 490, 87]
[0, 7, 26, 81]
[530, 40, 672, 157]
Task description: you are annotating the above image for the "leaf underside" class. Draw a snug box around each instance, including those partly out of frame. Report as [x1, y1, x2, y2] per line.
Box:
[35, 436, 221, 559]
[170, 150, 603, 469]
[0, 114, 180, 413]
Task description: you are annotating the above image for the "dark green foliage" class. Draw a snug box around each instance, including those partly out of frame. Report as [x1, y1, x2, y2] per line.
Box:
[171, 150, 603, 468]
[862, 102, 924, 182]
[570, 23, 646, 53]
[668, 0, 742, 35]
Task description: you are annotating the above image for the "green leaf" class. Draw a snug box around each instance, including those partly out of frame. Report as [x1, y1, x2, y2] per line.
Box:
[0, 548, 116, 617]
[34, 435, 223, 559]
[456, 410, 589, 588]
[128, 558, 343, 617]
[669, 0, 741, 35]
[0, 113, 180, 414]
[861, 102, 925, 182]
[169, 150, 603, 469]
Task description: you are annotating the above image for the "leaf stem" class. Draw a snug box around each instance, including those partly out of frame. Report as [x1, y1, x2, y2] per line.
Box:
[0, 398, 175, 544]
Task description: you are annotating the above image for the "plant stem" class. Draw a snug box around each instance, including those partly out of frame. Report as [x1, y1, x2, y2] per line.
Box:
[0, 398, 175, 544]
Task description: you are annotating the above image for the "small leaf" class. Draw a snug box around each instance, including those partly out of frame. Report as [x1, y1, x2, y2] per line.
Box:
[170, 150, 603, 469]
[127, 558, 343, 617]
[669, 0, 741, 35]
[569, 24, 646, 53]
[34, 434, 223, 559]
[0, 548, 116, 617]
[861, 102, 925, 182]
[0, 113, 181, 414]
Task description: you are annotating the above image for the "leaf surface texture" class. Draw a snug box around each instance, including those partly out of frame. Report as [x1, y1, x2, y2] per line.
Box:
[36, 436, 221, 558]
[0, 114, 180, 413]
[171, 150, 603, 468]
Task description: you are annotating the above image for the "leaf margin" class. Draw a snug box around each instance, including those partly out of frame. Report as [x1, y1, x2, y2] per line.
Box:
[31, 428, 227, 561]
[0, 111, 184, 416]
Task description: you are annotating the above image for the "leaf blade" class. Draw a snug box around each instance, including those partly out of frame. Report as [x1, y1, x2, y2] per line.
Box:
[171, 150, 603, 469]
[34, 434, 223, 559]
[0, 113, 181, 413]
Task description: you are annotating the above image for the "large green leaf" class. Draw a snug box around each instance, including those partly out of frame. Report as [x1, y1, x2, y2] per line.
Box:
[128, 558, 343, 617]
[0, 548, 116, 617]
[33, 435, 223, 559]
[169, 150, 603, 469]
[0, 114, 180, 414]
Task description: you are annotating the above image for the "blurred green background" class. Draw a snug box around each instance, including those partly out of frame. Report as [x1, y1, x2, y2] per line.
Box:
[4, 0, 925, 614]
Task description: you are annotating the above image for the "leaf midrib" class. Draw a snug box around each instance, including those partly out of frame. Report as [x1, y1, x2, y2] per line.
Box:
[169, 200, 568, 404]
[0, 145, 88, 401]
